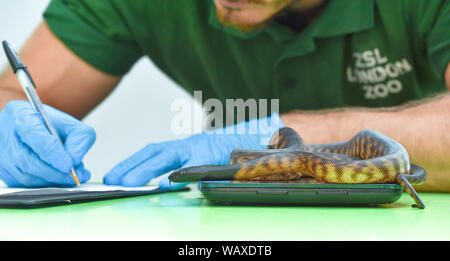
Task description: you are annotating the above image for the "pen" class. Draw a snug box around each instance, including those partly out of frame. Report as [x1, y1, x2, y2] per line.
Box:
[2, 40, 81, 186]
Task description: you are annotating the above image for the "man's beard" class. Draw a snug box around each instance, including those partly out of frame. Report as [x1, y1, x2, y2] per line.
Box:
[215, 0, 293, 31]
[215, 0, 329, 32]
[216, 9, 264, 31]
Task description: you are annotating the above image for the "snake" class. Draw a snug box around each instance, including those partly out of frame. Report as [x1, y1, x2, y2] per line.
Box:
[169, 127, 426, 209]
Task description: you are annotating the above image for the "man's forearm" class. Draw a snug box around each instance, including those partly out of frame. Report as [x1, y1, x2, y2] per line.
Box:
[0, 22, 121, 119]
[0, 86, 28, 110]
[0, 64, 27, 109]
[281, 91, 450, 192]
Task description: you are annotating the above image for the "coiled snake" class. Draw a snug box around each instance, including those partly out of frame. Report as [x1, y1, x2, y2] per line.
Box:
[169, 127, 426, 209]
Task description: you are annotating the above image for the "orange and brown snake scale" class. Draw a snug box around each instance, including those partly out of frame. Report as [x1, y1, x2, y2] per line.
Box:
[169, 127, 426, 209]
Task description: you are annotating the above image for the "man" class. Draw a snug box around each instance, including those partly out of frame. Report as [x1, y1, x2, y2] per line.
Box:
[0, 0, 449, 191]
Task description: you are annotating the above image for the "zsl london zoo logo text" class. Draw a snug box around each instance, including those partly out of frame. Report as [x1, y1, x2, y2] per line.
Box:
[347, 48, 413, 99]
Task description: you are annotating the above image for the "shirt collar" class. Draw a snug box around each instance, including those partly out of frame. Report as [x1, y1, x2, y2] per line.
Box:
[208, 0, 375, 42]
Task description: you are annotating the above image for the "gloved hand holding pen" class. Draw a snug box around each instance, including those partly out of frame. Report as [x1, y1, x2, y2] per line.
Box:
[104, 113, 284, 190]
[0, 101, 96, 187]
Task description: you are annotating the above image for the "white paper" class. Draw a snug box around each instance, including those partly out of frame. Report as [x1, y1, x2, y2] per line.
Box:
[0, 183, 158, 196]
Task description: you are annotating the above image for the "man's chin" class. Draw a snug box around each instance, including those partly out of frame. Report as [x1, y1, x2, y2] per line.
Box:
[216, 8, 268, 31]
[214, 0, 291, 31]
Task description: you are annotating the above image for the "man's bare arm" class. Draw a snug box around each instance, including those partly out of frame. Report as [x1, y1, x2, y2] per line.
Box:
[0, 21, 121, 119]
[281, 63, 450, 192]
[446, 62, 450, 88]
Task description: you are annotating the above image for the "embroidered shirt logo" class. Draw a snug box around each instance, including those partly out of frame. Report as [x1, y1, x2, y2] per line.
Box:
[346, 48, 413, 99]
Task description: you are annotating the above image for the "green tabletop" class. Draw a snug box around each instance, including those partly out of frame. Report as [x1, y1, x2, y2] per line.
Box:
[0, 184, 449, 241]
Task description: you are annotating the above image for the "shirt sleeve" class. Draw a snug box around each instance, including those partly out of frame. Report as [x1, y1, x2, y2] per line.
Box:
[43, 0, 143, 76]
[416, 0, 450, 83]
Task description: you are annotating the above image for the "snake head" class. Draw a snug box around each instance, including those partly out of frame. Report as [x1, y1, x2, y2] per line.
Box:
[169, 166, 216, 183]
[169, 165, 238, 182]
[169, 168, 192, 183]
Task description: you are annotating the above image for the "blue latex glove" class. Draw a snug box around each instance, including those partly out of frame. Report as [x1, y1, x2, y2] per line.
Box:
[103, 113, 283, 190]
[0, 100, 96, 187]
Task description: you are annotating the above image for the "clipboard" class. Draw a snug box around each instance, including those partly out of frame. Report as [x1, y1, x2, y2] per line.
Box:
[0, 184, 189, 208]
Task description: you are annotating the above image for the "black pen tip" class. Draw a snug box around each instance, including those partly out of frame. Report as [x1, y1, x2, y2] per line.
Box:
[2, 40, 11, 53]
[2, 40, 10, 54]
[2, 40, 25, 73]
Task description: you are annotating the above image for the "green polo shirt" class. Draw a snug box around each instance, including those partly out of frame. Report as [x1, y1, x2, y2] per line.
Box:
[43, 0, 450, 113]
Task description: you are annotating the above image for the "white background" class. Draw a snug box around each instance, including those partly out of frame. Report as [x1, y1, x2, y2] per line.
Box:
[0, 0, 203, 182]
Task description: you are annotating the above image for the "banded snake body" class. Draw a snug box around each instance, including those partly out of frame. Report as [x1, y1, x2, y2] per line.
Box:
[169, 127, 426, 209]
